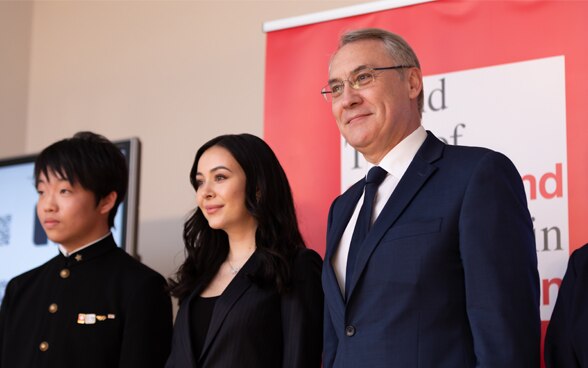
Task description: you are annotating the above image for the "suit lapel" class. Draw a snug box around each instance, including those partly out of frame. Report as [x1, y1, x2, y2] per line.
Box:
[325, 179, 365, 259]
[324, 180, 365, 319]
[198, 252, 260, 361]
[346, 132, 444, 300]
[174, 283, 206, 368]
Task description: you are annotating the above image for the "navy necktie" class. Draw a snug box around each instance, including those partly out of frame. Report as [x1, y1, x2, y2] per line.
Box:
[345, 166, 388, 299]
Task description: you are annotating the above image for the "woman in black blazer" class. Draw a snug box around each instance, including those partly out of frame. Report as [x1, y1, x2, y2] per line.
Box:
[545, 243, 588, 367]
[166, 134, 323, 368]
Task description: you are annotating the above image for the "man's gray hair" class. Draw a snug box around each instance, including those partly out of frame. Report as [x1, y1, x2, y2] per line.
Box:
[338, 28, 424, 115]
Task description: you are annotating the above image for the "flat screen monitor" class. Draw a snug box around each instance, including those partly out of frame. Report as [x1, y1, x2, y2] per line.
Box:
[0, 138, 141, 305]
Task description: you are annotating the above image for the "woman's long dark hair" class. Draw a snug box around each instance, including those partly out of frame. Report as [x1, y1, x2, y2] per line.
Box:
[169, 134, 306, 303]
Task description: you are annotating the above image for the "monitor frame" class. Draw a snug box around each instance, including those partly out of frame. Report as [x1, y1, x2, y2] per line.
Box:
[116, 138, 141, 255]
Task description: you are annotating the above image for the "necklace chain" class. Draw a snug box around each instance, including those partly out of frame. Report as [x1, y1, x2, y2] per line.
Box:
[227, 247, 255, 275]
[227, 260, 241, 275]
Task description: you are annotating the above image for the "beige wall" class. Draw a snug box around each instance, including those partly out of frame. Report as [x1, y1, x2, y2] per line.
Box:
[0, 0, 362, 285]
[0, 1, 32, 158]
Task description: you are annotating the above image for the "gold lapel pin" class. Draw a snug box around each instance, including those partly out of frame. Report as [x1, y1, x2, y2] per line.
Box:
[78, 313, 115, 324]
[77, 313, 96, 324]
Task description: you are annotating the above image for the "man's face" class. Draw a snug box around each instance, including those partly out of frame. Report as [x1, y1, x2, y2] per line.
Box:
[328, 39, 422, 163]
[36, 170, 113, 252]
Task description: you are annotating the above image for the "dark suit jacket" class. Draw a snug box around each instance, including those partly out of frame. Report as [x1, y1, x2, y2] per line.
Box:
[322, 132, 540, 368]
[165, 248, 323, 368]
[0, 234, 173, 368]
[545, 243, 588, 367]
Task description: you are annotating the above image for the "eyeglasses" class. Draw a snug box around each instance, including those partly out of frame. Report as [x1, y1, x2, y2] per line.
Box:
[321, 65, 413, 102]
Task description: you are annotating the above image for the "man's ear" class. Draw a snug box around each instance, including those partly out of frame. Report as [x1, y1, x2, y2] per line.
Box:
[407, 67, 423, 99]
[98, 191, 117, 215]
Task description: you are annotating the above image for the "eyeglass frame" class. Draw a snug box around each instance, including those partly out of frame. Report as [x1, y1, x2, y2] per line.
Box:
[321, 65, 414, 102]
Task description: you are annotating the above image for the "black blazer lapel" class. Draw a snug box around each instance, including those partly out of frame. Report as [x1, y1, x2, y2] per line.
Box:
[346, 132, 444, 299]
[170, 282, 206, 368]
[198, 252, 261, 362]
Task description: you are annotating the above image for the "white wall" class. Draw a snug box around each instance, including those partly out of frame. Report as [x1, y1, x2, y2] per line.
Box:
[0, 0, 363, 287]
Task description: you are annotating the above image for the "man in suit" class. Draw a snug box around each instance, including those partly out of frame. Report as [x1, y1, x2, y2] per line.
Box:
[321, 28, 540, 367]
[545, 242, 588, 367]
[0, 132, 172, 368]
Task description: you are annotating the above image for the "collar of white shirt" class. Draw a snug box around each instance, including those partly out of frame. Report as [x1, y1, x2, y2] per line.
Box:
[368, 125, 428, 179]
[58, 232, 112, 257]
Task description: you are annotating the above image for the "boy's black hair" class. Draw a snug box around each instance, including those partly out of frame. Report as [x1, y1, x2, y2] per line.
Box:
[34, 131, 128, 228]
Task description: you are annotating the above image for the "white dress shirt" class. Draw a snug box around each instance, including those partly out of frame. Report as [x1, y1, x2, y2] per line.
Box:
[332, 126, 428, 295]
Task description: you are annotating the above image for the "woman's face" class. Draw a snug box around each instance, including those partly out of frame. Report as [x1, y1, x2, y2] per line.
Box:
[194, 145, 257, 236]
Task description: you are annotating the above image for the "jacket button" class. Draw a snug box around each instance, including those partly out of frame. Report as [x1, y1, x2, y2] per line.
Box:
[39, 341, 49, 352]
[60, 268, 70, 279]
[48, 303, 58, 313]
[345, 325, 356, 337]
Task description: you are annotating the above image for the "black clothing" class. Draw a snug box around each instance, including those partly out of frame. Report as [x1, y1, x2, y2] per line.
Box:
[165, 248, 323, 368]
[189, 295, 218, 363]
[0, 235, 173, 368]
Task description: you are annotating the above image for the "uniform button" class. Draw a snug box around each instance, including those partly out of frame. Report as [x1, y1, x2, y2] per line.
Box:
[345, 325, 356, 337]
[48, 303, 58, 313]
[60, 268, 70, 279]
[39, 341, 49, 352]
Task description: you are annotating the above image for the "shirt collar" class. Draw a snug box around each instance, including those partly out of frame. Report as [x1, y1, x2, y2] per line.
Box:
[58, 232, 112, 257]
[370, 125, 427, 179]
